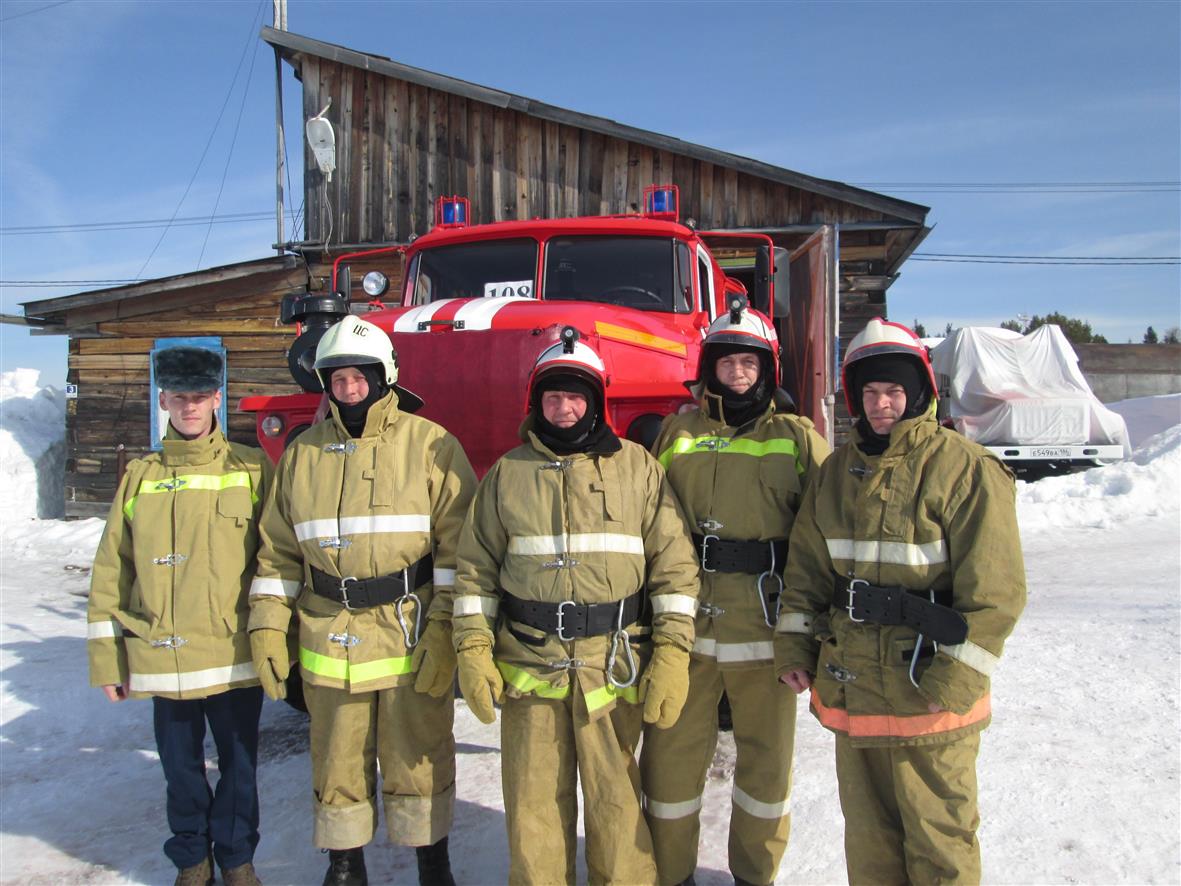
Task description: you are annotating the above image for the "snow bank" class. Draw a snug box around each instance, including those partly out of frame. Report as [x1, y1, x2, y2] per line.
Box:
[0, 369, 66, 520]
[1106, 392, 1181, 448]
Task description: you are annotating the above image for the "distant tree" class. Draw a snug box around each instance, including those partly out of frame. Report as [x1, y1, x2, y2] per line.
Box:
[1143, 326, 1159, 344]
[912, 318, 927, 338]
[999, 319, 1024, 333]
[1024, 312, 1107, 344]
[1164, 327, 1181, 345]
[944, 322, 956, 337]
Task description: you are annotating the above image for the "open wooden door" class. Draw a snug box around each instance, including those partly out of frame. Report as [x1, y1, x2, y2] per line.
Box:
[779, 226, 838, 444]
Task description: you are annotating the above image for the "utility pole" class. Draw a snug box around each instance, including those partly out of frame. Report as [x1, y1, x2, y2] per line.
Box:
[273, 0, 288, 254]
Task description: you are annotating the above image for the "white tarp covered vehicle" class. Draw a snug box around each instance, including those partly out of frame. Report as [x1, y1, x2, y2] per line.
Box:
[929, 325, 1131, 476]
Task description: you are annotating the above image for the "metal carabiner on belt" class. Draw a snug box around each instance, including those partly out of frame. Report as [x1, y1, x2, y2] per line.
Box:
[908, 590, 939, 690]
[605, 599, 638, 689]
[395, 567, 422, 649]
[756, 540, 784, 628]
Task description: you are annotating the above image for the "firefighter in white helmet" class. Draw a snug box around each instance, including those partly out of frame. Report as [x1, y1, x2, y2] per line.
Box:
[640, 295, 830, 886]
[248, 317, 476, 886]
[452, 326, 700, 885]
[776, 317, 1026, 883]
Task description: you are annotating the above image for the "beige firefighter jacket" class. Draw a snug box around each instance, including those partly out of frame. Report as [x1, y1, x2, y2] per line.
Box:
[452, 420, 700, 720]
[248, 391, 476, 693]
[87, 425, 270, 700]
[775, 410, 1026, 747]
[653, 403, 830, 669]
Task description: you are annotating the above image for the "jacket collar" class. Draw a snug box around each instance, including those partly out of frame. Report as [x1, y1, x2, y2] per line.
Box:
[161, 422, 227, 467]
[327, 390, 401, 439]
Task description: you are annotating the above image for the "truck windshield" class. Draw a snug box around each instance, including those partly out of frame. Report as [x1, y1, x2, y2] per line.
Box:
[410, 238, 537, 304]
[543, 236, 687, 313]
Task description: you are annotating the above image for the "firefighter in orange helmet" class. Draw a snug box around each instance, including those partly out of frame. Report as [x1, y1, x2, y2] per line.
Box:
[640, 296, 830, 886]
[452, 327, 700, 885]
[776, 317, 1026, 884]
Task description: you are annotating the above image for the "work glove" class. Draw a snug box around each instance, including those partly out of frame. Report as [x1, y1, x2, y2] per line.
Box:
[456, 638, 503, 725]
[412, 620, 458, 697]
[640, 642, 690, 728]
[250, 628, 290, 701]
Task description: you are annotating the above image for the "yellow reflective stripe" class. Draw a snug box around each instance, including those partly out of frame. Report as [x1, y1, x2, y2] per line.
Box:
[594, 321, 687, 356]
[496, 661, 570, 699]
[299, 647, 413, 683]
[657, 435, 802, 471]
[584, 681, 640, 712]
[124, 471, 256, 519]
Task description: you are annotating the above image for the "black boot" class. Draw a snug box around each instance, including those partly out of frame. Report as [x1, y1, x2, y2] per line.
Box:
[322, 848, 368, 886]
[415, 836, 456, 886]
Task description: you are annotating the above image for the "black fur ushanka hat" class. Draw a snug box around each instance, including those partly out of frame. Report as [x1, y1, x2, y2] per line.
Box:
[154, 347, 223, 393]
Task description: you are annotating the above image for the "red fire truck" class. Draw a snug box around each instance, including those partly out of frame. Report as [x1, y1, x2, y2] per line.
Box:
[241, 186, 837, 472]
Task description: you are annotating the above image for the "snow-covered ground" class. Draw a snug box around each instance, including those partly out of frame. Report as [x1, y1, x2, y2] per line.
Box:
[1, 377, 1178, 885]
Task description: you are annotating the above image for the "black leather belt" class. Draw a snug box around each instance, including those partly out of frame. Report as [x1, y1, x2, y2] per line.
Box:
[832, 578, 968, 645]
[502, 590, 644, 642]
[692, 534, 787, 574]
[311, 553, 432, 610]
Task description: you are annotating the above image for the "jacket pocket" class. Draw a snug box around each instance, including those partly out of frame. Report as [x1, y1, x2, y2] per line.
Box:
[217, 487, 253, 526]
[882, 634, 936, 716]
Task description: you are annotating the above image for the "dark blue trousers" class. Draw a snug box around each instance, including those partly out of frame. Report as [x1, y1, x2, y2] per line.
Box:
[153, 686, 263, 870]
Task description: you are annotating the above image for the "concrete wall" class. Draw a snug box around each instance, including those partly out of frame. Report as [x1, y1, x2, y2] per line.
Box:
[1075, 343, 1181, 402]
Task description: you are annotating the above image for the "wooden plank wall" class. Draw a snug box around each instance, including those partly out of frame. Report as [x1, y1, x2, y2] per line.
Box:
[64, 271, 309, 517]
[300, 57, 888, 245]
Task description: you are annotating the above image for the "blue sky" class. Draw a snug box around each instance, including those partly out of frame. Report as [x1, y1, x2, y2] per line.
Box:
[2, 0, 1178, 387]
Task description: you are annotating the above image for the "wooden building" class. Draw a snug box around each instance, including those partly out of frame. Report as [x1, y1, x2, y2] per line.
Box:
[23, 27, 930, 516]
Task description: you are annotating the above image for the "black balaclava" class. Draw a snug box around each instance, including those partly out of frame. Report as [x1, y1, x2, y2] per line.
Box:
[327, 363, 389, 438]
[531, 371, 620, 455]
[851, 353, 931, 455]
[703, 343, 774, 428]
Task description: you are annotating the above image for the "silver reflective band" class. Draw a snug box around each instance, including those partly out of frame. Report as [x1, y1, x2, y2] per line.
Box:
[825, 538, 948, 567]
[692, 638, 774, 663]
[87, 620, 123, 640]
[433, 568, 457, 587]
[642, 793, 704, 820]
[129, 662, 258, 694]
[939, 640, 999, 676]
[508, 533, 646, 557]
[453, 596, 499, 618]
[295, 515, 431, 542]
[775, 612, 813, 635]
[733, 785, 789, 820]
[650, 594, 698, 616]
[249, 577, 301, 599]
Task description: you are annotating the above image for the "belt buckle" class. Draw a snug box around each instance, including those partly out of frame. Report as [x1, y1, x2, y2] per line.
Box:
[339, 576, 358, 610]
[846, 578, 867, 623]
[700, 534, 718, 573]
[555, 600, 577, 642]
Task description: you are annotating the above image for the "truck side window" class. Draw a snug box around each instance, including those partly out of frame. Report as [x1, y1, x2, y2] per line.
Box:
[697, 246, 716, 320]
[675, 242, 693, 312]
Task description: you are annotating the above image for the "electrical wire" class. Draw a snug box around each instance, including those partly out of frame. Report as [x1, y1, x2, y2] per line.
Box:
[1, 212, 273, 235]
[196, 0, 266, 269]
[133, 4, 269, 281]
[0, 0, 72, 23]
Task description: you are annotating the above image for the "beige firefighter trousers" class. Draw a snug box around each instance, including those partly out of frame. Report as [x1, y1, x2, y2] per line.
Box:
[640, 657, 795, 885]
[304, 680, 456, 850]
[836, 731, 981, 886]
[501, 688, 657, 886]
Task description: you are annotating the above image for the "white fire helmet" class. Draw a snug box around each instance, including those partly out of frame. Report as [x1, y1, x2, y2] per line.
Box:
[526, 326, 607, 414]
[699, 293, 780, 385]
[313, 317, 399, 390]
[840, 317, 937, 414]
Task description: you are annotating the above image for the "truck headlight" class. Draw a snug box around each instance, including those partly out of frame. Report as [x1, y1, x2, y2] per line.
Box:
[362, 271, 389, 297]
[261, 415, 285, 438]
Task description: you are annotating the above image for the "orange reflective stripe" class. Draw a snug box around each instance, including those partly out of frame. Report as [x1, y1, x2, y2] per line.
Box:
[810, 691, 991, 739]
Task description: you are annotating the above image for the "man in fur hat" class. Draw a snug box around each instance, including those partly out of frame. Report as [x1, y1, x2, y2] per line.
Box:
[88, 346, 271, 886]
